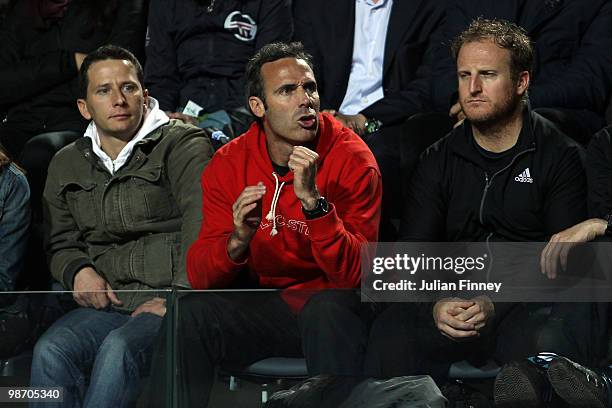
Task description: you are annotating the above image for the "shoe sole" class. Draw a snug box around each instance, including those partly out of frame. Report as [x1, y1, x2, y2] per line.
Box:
[548, 359, 607, 408]
[494, 365, 544, 408]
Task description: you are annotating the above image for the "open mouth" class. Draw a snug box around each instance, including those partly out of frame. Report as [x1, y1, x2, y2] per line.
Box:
[297, 114, 317, 129]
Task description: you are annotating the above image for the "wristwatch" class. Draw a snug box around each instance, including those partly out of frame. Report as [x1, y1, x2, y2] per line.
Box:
[605, 214, 612, 236]
[302, 196, 330, 220]
[364, 117, 382, 135]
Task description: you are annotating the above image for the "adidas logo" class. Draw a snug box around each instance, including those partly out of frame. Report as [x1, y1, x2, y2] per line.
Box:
[515, 168, 533, 183]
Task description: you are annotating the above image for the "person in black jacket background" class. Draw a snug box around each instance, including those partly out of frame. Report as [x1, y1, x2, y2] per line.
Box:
[0, 0, 147, 226]
[431, 0, 612, 145]
[144, 0, 292, 137]
[0, 0, 147, 156]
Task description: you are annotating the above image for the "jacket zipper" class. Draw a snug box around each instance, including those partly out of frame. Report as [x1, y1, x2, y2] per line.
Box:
[478, 146, 535, 282]
[477, 146, 536, 225]
[112, 162, 129, 230]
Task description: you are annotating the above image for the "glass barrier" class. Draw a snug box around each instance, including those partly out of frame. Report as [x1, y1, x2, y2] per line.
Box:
[0, 286, 602, 407]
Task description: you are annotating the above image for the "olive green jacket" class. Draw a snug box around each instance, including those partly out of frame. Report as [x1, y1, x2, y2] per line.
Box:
[43, 120, 213, 311]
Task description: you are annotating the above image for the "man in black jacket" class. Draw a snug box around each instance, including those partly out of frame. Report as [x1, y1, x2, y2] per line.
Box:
[365, 18, 589, 385]
[431, 0, 612, 145]
[490, 124, 612, 408]
[145, 0, 292, 137]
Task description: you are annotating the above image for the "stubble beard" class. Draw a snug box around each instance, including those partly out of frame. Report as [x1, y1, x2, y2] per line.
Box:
[465, 92, 523, 133]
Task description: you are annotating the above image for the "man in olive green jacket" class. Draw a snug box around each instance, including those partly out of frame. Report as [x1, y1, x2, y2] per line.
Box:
[30, 45, 213, 408]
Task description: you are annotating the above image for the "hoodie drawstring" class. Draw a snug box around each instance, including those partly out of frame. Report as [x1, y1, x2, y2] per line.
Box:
[266, 173, 285, 237]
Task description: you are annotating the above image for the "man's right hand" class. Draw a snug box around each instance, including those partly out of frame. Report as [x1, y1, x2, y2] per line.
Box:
[227, 183, 266, 262]
[74, 52, 87, 70]
[73, 266, 122, 309]
[433, 297, 479, 340]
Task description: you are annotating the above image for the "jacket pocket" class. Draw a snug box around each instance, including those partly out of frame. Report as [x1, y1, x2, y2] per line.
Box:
[128, 233, 178, 288]
[59, 181, 98, 231]
[124, 165, 178, 224]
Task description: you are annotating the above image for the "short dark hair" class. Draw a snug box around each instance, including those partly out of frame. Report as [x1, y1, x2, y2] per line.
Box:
[78, 45, 143, 99]
[452, 17, 533, 80]
[245, 42, 314, 110]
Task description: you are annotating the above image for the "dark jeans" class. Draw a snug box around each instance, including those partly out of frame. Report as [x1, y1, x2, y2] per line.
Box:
[30, 307, 162, 408]
[146, 292, 302, 408]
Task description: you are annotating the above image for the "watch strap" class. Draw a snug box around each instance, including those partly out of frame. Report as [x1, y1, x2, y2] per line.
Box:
[606, 214, 612, 236]
[302, 197, 329, 220]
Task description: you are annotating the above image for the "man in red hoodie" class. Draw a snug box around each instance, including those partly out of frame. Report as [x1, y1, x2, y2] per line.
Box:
[163, 42, 382, 406]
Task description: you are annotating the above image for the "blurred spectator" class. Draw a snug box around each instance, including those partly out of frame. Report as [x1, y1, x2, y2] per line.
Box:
[494, 125, 612, 407]
[0, 0, 147, 221]
[0, 144, 29, 296]
[145, 0, 292, 139]
[432, 0, 612, 145]
[0, 0, 11, 20]
[0, 144, 30, 360]
[293, 0, 446, 239]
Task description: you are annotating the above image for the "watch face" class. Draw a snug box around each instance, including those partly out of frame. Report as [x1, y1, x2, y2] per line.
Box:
[320, 197, 329, 212]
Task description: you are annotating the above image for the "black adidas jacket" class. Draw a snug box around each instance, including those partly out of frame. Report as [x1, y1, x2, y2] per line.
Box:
[399, 108, 587, 242]
[586, 125, 612, 219]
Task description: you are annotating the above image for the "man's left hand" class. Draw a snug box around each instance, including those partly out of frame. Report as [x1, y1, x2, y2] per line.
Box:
[288, 146, 320, 210]
[131, 297, 166, 317]
[540, 218, 607, 279]
[454, 295, 495, 331]
[333, 113, 367, 136]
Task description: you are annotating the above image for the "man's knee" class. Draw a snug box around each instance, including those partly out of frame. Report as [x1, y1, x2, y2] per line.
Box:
[97, 330, 136, 365]
[177, 293, 224, 323]
[33, 328, 77, 367]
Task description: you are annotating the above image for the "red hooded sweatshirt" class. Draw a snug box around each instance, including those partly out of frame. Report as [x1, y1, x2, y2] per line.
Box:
[187, 113, 381, 310]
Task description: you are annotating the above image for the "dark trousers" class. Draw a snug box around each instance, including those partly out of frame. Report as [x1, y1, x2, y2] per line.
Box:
[299, 291, 477, 383]
[365, 303, 481, 383]
[299, 289, 381, 376]
[368, 302, 601, 384]
[147, 292, 302, 408]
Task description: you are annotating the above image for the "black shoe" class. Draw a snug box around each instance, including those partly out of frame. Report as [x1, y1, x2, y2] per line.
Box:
[547, 357, 610, 408]
[494, 361, 551, 408]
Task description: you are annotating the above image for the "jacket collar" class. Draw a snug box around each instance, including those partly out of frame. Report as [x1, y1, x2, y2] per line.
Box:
[74, 123, 167, 175]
